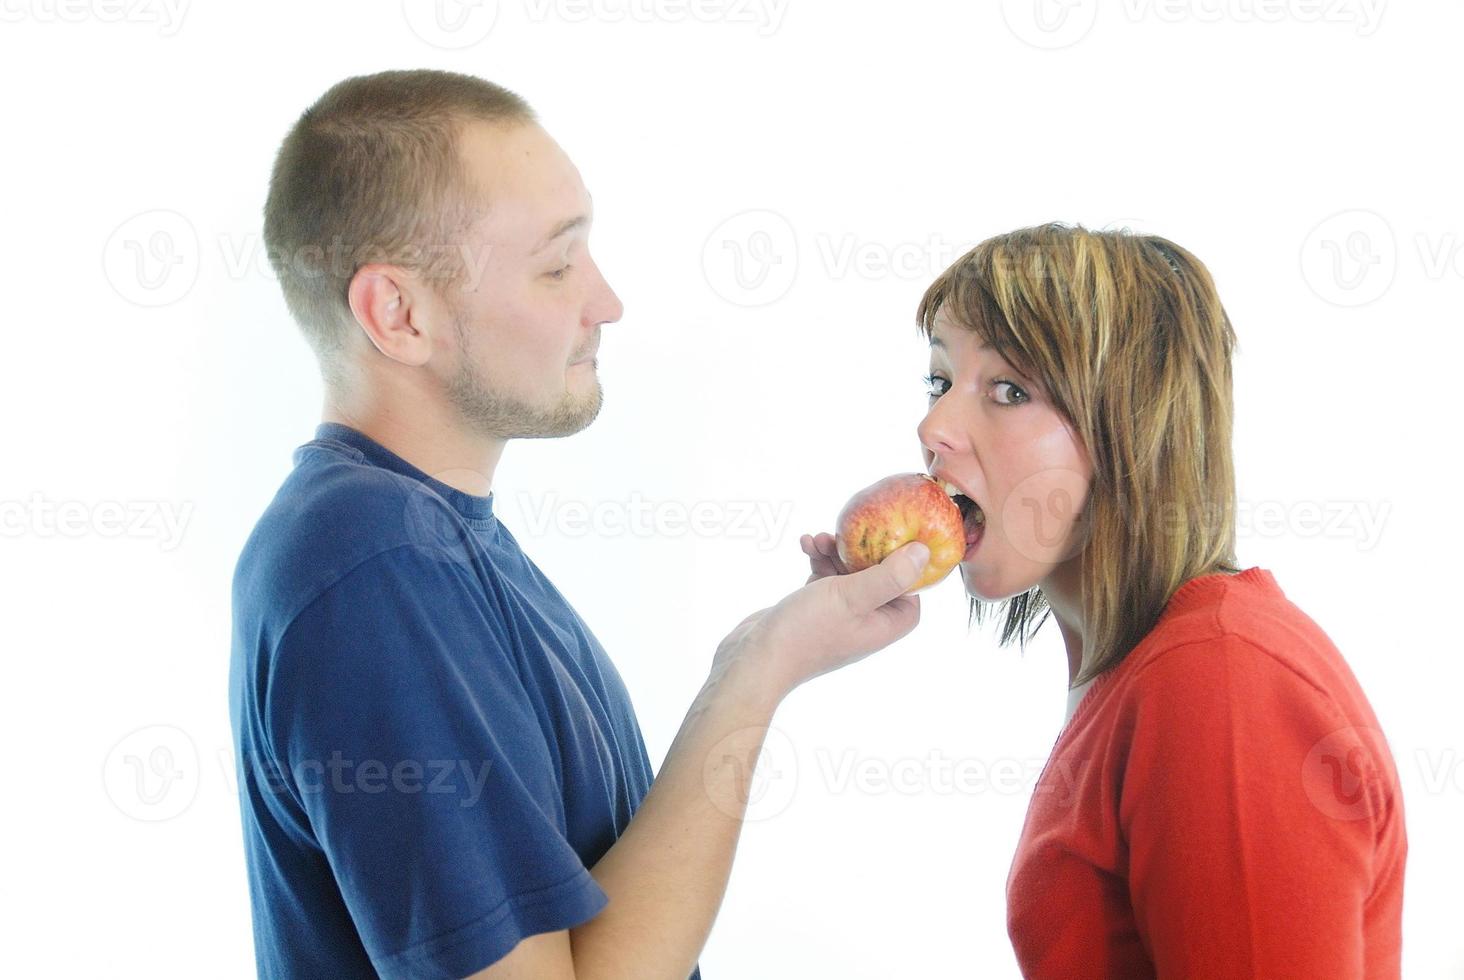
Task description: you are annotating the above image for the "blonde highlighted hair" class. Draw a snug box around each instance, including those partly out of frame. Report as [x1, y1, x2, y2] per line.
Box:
[917, 223, 1240, 687]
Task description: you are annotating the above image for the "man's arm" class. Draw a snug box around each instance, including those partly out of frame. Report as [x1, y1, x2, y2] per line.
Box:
[466, 538, 929, 980]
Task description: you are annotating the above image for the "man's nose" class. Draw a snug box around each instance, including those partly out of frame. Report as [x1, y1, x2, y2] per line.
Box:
[584, 256, 624, 327]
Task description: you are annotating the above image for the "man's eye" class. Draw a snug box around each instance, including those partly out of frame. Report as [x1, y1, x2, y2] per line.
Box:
[546, 264, 572, 281]
[923, 373, 950, 398]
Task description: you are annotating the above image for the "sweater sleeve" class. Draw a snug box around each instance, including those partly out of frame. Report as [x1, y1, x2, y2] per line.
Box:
[1117, 633, 1395, 979]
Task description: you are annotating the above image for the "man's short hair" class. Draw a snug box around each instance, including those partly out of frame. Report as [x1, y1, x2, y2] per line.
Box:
[262, 69, 536, 384]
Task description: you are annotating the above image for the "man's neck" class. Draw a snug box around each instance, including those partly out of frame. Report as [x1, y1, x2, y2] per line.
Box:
[322, 400, 506, 497]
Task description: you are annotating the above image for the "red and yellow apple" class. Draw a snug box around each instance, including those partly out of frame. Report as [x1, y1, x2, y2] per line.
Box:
[834, 473, 965, 593]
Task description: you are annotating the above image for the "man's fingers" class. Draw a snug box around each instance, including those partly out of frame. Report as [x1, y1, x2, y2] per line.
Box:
[837, 541, 929, 611]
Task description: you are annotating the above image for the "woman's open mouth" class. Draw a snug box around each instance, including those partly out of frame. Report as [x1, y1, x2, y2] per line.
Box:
[940, 482, 986, 561]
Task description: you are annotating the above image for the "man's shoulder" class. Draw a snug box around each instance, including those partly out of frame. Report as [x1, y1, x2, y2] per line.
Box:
[232, 441, 468, 636]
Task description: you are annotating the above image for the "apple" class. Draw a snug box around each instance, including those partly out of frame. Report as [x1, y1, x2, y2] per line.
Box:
[834, 473, 965, 593]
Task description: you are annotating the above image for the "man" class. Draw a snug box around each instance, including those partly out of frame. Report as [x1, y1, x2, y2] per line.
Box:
[229, 69, 928, 979]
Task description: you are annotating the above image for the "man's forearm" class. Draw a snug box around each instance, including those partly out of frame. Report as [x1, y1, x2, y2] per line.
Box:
[570, 654, 785, 980]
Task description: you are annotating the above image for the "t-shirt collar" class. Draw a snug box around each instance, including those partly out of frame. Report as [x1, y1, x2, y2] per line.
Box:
[308, 422, 497, 523]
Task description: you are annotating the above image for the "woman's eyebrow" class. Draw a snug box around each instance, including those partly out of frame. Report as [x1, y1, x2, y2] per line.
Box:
[928, 335, 994, 352]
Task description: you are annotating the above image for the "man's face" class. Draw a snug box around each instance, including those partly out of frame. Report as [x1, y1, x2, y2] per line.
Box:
[434, 120, 623, 439]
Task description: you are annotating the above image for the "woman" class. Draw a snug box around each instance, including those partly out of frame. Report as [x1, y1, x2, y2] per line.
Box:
[800, 224, 1406, 978]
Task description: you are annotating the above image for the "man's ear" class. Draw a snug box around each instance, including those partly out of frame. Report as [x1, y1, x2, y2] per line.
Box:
[346, 264, 434, 367]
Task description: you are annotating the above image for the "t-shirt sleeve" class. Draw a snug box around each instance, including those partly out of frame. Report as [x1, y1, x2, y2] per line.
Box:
[1118, 633, 1398, 979]
[264, 544, 607, 979]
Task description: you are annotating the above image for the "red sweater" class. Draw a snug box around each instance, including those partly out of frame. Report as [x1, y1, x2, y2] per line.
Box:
[1007, 568, 1406, 979]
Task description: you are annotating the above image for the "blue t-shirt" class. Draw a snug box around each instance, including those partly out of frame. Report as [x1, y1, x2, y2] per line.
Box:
[229, 423, 691, 979]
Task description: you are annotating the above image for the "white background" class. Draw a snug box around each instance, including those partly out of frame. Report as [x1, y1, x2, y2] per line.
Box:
[2, 0, 1461, 976]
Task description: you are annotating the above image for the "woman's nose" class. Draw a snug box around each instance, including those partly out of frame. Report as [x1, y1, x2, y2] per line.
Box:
[918, 402, 961, 458]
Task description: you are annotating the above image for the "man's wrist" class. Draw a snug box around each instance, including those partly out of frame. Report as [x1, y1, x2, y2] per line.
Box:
[700, 644, 789, 720]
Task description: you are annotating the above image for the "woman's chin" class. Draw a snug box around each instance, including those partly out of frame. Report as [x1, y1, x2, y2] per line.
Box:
[958, 565, 998, 602]
[959, 563, 1034, 603]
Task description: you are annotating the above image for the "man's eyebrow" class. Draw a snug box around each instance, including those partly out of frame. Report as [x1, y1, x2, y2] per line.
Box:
[532, 214, 588, 254]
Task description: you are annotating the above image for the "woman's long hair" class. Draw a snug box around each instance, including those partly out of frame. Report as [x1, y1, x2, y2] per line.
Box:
[917, 223, 1240, 686]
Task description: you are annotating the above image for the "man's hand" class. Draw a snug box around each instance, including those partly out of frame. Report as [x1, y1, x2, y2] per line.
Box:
[462, 532, 930, 980]
[710, 535, 930, 697]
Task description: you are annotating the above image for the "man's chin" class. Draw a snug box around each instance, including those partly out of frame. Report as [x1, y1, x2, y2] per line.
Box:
[448, 370, 603, 440]
[520, 382, 603, 439]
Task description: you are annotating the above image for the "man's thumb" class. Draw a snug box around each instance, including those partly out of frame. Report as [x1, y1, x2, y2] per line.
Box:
[842, 541, 929, 610]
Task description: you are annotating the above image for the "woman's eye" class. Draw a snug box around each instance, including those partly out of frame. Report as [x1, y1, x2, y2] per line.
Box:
[546, 264, 572, 281]
[992, 379, 1030, 406]
[923, 373, 950, 398]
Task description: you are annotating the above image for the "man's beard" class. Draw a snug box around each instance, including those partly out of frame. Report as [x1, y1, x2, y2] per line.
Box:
[445, 312, 603, 440]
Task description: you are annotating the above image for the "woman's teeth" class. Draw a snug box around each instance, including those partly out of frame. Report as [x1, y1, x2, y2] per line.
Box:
[941, 482, 985, 525]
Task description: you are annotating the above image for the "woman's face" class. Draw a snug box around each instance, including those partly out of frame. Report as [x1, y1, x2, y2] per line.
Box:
[918, 309, 1094, 602]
